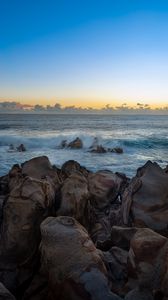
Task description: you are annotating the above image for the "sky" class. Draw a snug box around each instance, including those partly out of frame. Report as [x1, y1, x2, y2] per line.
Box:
[1, 0, 168, 108]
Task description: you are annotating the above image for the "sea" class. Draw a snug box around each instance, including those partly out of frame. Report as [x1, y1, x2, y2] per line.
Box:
[0, 114, 167, 178]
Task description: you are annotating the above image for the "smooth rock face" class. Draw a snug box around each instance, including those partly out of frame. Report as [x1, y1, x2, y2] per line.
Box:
[0, 282, 16, 300]
[122, 161, 168, 233]
[40, 216, 122, 300]
[0, 161, 56, 292]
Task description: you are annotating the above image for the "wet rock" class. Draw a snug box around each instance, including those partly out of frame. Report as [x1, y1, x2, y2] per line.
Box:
[67, 137, 83, 149]
[40, 216, 122, 300]
[122, 161, 168, 234]
[0, 282, 16, 299]
[111, 148, 123, 154]
[111, 226, 138, 250]
[59, 139, 67, 148]
[17, 143, 26, 152]
[90, 145, 107, 153]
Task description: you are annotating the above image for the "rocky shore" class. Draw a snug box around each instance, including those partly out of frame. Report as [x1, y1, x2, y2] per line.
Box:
[0, 156, 168, 300]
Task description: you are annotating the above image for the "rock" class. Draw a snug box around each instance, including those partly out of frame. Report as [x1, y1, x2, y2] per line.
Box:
[61, 159, 89, 178]
[111, 148, 123, 154]
[56, 173, 89, 227]
[67, 137, 83, 149]
[88, 170, 123, 209]
[40, 216, 122, 300]
[102, 247, 128, 296]
[127, 228, 168, 293]
[125, 287, 154, 300]
[111, 226, 138, 250]
[88, 171, 125, 243]
[122, 161, 168, 234]
[21, 156, 59, 183]
[59, 139, 67, 148]
[17, 143, 26, 152]
[90, 145, 107, 153]
[0, 162, 56, 293]
[0, 282, 16, 299]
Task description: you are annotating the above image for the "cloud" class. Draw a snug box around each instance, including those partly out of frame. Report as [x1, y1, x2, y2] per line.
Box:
[0, 101, 168, 114]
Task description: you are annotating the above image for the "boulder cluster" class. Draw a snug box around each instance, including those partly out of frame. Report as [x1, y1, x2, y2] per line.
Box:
[0, 156, 168, 299]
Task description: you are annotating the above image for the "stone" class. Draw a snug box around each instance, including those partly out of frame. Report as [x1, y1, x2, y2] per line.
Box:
[40, 216, 122, 300]
[67, 137, 83, 149]
[121, 161, 168, 234]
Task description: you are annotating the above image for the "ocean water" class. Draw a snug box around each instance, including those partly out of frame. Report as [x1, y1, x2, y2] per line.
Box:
[0, 114, 167, 178]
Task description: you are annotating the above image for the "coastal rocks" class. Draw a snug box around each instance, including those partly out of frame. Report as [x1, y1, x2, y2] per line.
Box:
[17, 143, 26, 152]
[61, 159, 90, 178]
[0, 163, 56, 293]
[127, 228, 168, 295]
[88, 171, 125, 243]
[67, 137, 83, 149]
[122, 161, 168, 234]
[56, 173, 89, 226]
[40, 216, 122, 300]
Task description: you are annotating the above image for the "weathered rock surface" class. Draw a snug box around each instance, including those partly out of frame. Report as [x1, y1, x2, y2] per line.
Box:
[40, 216, 122, 300]
[0, 157, 57, 294]
[0, 156, 168, 299]
[56, 173, 89, 227]
[122, 161, 168, 234]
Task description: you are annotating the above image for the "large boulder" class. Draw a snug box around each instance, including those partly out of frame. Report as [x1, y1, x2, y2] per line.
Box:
[88, 171, 126, 243]
[122, 161, 168, 234]
[56, 173, 89, 227]
[0, 159, 56, 293]
[40, 216, 122, 300]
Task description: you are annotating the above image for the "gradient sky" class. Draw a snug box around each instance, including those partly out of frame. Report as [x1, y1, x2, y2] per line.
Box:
[1, 0, 168, 108]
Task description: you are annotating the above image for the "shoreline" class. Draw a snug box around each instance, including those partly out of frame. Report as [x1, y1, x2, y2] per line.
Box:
[0, 155, 168, 298]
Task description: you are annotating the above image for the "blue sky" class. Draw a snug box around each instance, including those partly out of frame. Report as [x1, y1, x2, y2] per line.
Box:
[1, 0, 168, 107]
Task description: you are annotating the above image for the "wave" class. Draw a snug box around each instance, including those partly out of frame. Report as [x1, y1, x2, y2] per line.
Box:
[0, 133, 167, 151]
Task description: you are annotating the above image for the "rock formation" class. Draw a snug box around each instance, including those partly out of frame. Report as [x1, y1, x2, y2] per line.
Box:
[0, 157, 167, 299]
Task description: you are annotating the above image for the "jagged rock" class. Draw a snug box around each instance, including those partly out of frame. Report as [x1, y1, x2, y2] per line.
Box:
[56, 173, 89, 227]
[67, 137, 83, 149]
[0, 282, 16, 299]
[40, 216, 122, 300]
[0, 162, 56, 293]
[121, 161, 168, 234]
[88, 171, 125, 243]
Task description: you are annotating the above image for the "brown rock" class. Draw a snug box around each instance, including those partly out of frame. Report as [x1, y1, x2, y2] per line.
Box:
[0, 163, 56, 292]
[122, 161, 168, 234]
[56, 173, 89, 226]
[40, 216, 122, 300]
[67, 137, 83, 149]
